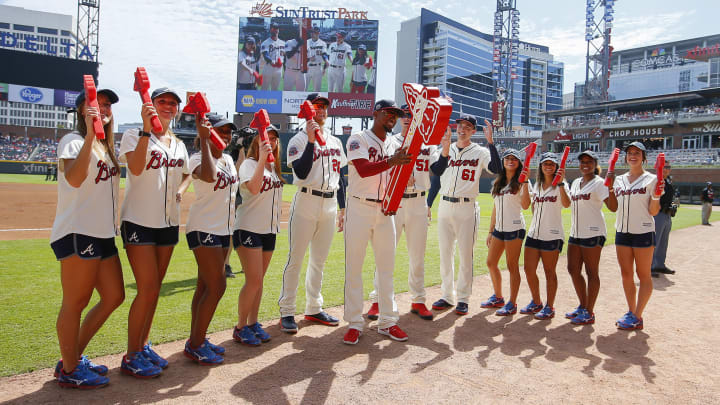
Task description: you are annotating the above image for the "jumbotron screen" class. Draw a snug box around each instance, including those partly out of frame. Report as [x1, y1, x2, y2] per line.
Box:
[235, 17, 379, 117]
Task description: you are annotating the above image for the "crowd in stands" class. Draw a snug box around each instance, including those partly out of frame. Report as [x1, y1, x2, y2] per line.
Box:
[546, 103, 720, 129]
[0, 135, 36, 161]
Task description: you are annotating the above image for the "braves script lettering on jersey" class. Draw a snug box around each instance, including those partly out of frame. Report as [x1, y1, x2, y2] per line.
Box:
[94, 160, 119, 184]
[234, 158, 283, 234]
[569, 176, 609, 239]
[527, 182, 569, 241]
[613, 172, 659, 234]
[186, 153, 238, 236]
[327, 42, 352, 92]
[260, 37, 285, 90]
[493, 184, 526, 232]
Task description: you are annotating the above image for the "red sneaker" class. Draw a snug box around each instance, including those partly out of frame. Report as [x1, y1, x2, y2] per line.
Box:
[343, 328, 362, 345]
[410, 303, 434, 320]
[378, 325, 408, 342]
[366, 302, 379, 320]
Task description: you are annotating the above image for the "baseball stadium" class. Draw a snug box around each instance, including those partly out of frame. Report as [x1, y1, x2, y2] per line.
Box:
[1, 1, 719, 404]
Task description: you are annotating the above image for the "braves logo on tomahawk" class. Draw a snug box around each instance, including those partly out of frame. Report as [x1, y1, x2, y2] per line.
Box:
[94, 160, 120, 184]
[145, 151, 185, 170]
[382, 83, 452, 215]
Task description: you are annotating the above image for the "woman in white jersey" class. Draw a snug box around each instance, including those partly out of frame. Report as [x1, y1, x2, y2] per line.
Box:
[231, 126, 284, 346]
[519, 152, 570, 320]
[484, 149, 531, 316]
[566, 150, 617, 325]
[612, 142, 663, 330]
[118, 87, 190, 378]
[50, 89, 123, 389]
[182, 114, 238, 365]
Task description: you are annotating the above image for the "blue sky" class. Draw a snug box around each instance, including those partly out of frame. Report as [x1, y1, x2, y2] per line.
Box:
[2, 0, 718, 126]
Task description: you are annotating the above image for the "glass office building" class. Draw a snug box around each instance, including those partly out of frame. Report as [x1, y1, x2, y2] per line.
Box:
[395, 9, 563, 130]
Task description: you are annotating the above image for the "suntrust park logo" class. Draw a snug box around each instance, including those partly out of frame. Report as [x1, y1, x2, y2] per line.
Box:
[250, 1, 369, 19]
[331, 98, 372, 110]
[20, 87, 43, 103]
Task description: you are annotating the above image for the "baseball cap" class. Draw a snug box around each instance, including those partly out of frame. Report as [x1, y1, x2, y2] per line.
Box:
[577, 150, 598, 161]
[245, 35, 256, 44]
[75, 88, 119, 107]
[151, 87, 182, 104]
[539, 152, 558, 164]
[306, 93, 330, 106]
[624, 141, 647, 152]
[358, 44, 367, 50]
[400, 104, 411, 116]
[374, 99, 404, 117]
[502, 148, 522, 160]
[270, 22, 279, 29]
[456, 114, 477, 128]
[707, 181, 712, 186]
[266, 124, 280, 135]
[312, 26, 320, 33]
[207, 114, 237, 131]
[337, 30, 347, 37]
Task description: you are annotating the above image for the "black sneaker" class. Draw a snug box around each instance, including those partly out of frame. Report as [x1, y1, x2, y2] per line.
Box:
[225, 264, 235, 278]
[657, 267, 675, 274]
[280, 316, 298, 334]
[305, 312, 339, 326]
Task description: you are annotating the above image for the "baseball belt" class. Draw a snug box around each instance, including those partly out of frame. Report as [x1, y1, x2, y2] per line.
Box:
[301, 187, 335, 198]
[442, 196, 472, 203]
[309, 63, 322, 67]
[330, 64, 344, 68]
[353, 196, 382, 203]
[402, 191, 426, 199]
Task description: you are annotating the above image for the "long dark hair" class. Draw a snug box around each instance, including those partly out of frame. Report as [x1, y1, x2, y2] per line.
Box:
[75, 104, 120, 171]
[491, 160, 523, 196]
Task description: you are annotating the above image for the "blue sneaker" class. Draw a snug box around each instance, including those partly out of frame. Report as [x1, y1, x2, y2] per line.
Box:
[57, 361, 109, 389]
[519, 300, 543, 315]
[54, 355, 108, 378]
[184, 340, 224, 365]
[571, 308, 595, 325]
[616, 311, 643, 330]
[233, 325, 261, 346]
[495, 301, 517, 316]
[481, 294, 505, 308]
[249, 322, 271, 342]
[534, 305, 555, 320]
[120, 352, 162, 379]
[142, 342, 169, 369]
[455, 302, 469, 315]
[205, 338, 225, 355]
[431, 298, 453, 310]
[565, 305, 584, 319]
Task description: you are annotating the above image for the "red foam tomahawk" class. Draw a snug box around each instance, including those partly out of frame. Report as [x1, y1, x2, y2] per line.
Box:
[133, 67, 164, 134]
[298, 100, 326, 146]
[82, 75, 105, 140]
[654, 152, 665, 196]
[182, 92, 227, 150]
[604, 148, 620, 186]
[381, 83, 452, 215]
[552, 146, 570, 186]
[249, 109, 275, 163]
[518, 142, 538, 183]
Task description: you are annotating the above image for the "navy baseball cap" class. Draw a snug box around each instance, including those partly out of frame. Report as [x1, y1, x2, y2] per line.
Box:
[577, 150, 598, 161]
[400, 104, 411, 115]
[207, 114, 237, 131]
[151, 87, 182, 104]
[245, 36, 256, 44]
[539, 152, 558, 164]
[270, 22, 279, 29]
[75, 88, 119, 107]
[374, 99, 404, 117]
[312, 26, 320, 33]
[456, 114, 477, 128]
[337, 30, 347, 37]
[502, 148, 522, 160]
[624, 141, 647, 152]
[266, 124, 280, 134]
[358, 44, 367, 50]
[306, 93, 330, 106]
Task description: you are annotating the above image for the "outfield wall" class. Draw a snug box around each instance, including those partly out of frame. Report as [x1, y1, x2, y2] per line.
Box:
[0, 160, 128, 177]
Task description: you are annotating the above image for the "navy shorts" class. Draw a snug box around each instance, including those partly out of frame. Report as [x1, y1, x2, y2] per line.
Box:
[492, 228, 526, 242]
[186, 231, 231, 250]
[568, 236, 606, 248]
[120, 221, 179, 247]
[525, 237, 564, 252]
[615, 231, 655, 248]
[232, 229, 276, 251]
[50, 233, 118, 261]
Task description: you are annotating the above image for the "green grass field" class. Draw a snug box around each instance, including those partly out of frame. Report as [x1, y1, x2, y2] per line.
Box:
[0, 174, 703, 376]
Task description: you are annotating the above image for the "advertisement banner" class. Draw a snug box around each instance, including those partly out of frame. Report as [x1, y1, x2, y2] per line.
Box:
[236, 90, 282, 113]
[54, 89, 81, 108]
[8, 84, 54, 106]
[0, 82, 7, 101]
[327, 92, 375, 116]
[281, 91, 328, 114]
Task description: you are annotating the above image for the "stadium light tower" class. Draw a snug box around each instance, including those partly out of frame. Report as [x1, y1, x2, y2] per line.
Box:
[76, 0, 100, 61]
[582, 0, 614, 105]
[492, 0, 519, 133]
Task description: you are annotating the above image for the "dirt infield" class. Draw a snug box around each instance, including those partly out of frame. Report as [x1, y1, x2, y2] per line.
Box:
[1, 223, 718, 404]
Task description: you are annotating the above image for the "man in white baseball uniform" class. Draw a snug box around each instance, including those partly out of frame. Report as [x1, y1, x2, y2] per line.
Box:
[366, 104, 451, 321]
[260, 22, 285, 91]
[306, 26, 328, 92]
[430, 115, 501, 315]
[278, 93, 347, 333]
[327, 30, 353, 93]
[283, 34, 305, 91]
[343, 99, 412, 345]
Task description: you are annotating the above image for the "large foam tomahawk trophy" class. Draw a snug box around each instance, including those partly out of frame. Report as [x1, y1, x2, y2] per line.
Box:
[133, 67, 164, 134]
[249, 109, 275, 163]
[82, 75, 105, 140]
[381, 83, 452, 215]
[182, 92, 227, 150]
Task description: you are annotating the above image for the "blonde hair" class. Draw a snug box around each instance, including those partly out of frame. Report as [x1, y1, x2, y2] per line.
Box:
[65, 104, 120, 172]
[247, 132, 284, 182]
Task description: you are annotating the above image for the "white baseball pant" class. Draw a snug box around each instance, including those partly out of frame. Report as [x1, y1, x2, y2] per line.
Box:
[344, 197, 399, 331]
[278, 191, 336, 317]
[327, 66, 346, 93]
[437, 199, 479, 305]
[306, 65, 324, 92]
[261, 64, 282, 91]
[283, 68, 306, 91]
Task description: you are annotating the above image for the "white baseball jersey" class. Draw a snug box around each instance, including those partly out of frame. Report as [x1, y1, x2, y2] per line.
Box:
[493, 183, 526, 232]
[368, 66, 376, 87]
[186, 153, 238, 236]
[119, 129, 189, 228]
[234, 158, 283, 234]
[284, 39, 302, 70]
[306, 38, 327, 66]
[327, 42, 352, 67]
[51, 132, 120, 242]
[260, 37, 285, 66]
[439, 143, 492, 198]
[527, 181, 568, 241]
[287, 128, 347, 190]
[346, 129, 393, 200]
[569, 176, 609, 239]
[237, 50, 258, 84]
[613, 171, 659, 234]
[351, 55, 370, 82]
[388, 133, 439, 192]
